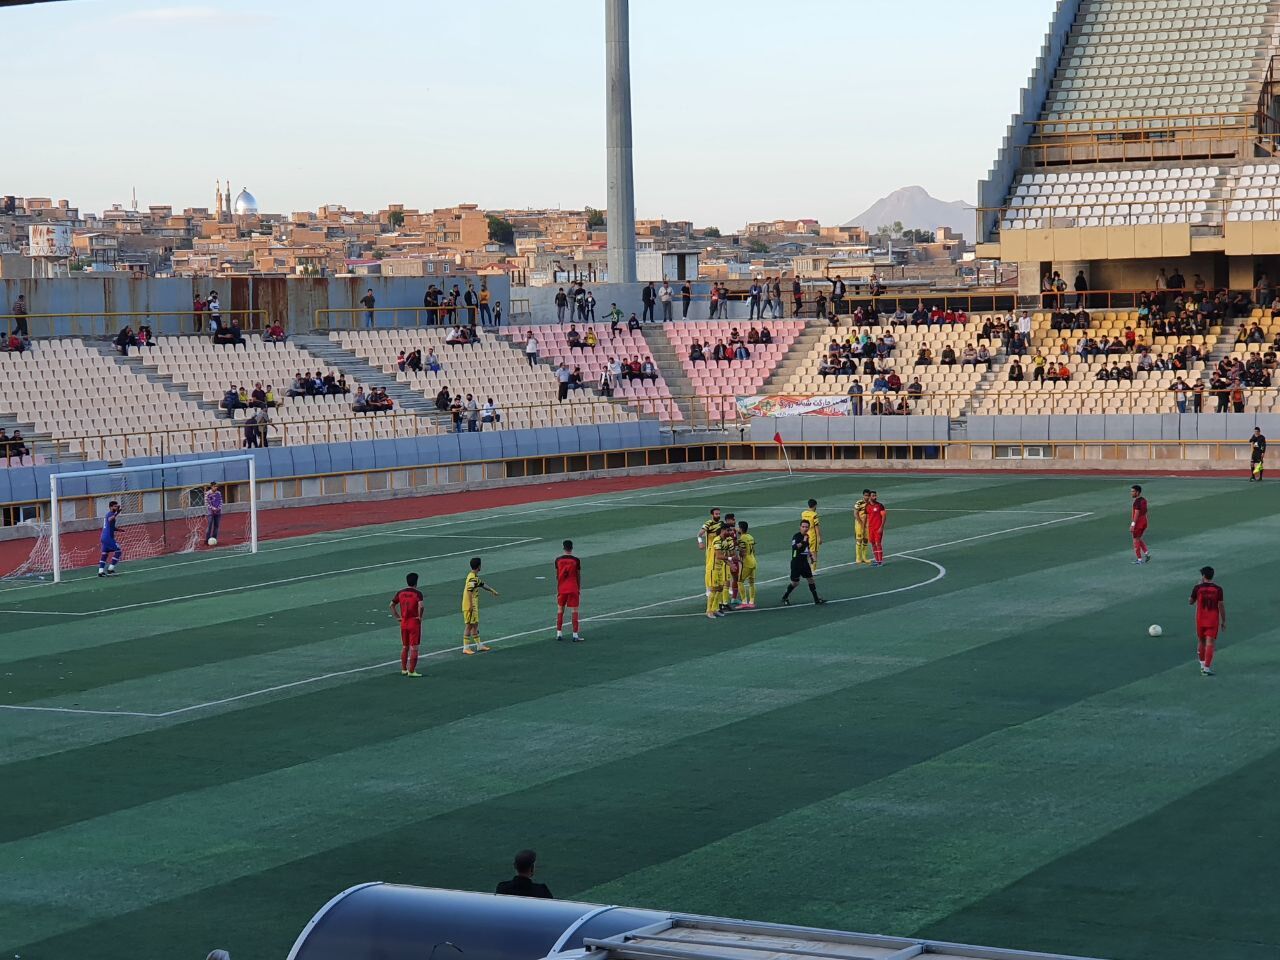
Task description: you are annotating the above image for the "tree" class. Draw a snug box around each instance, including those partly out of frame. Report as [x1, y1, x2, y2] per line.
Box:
[387, 210, 405, 229]
[746, 239, 770, 254]
[703, 226, 721, 238]
[876, 221, 905, 239]
[901, 228, 935, 243]
[487, 214, 515, 245]
[585, 206, 606, 228]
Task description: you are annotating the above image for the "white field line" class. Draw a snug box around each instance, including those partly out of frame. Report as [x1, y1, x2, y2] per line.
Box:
[0, 510, 1090, 721]
[28, 473, 785, 586]
[7, 538, 542, 619]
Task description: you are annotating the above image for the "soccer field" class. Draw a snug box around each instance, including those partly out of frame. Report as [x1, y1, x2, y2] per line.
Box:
[1, 471, 1278, 960]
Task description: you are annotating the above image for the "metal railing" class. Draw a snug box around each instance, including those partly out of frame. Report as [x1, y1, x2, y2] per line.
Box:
[0, 309, 267, 340]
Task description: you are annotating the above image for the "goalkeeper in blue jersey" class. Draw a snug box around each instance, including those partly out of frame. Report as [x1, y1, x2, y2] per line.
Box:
[98, 500, 123, 577]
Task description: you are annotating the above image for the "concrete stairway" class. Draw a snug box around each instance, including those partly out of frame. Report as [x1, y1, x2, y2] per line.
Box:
[292, 334, 438, 417]
[641, 326, 705, 427]
[962, 356, 1011, 416]
[760, 319, 828, 390]
[91, 341, 222, 414]
[0, 413, 72, 465]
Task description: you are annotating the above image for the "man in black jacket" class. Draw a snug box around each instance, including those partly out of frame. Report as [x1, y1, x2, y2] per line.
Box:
[495, 849, 553, 898]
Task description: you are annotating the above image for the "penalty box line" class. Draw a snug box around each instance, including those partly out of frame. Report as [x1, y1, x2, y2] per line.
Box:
[0, 537, 543, 622]
[0, 511, 1091, 720]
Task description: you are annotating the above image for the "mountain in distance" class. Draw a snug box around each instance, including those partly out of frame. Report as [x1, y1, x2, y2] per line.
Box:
[844, 185, 976, 241]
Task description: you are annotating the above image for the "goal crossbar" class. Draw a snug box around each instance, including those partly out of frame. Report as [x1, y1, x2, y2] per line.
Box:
[50, 454, 258, 582]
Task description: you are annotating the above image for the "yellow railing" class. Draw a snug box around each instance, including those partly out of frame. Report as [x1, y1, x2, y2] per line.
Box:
[0, 309, 267, 340]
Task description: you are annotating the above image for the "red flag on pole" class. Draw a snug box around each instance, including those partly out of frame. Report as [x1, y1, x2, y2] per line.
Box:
[773, 432, 783, 445]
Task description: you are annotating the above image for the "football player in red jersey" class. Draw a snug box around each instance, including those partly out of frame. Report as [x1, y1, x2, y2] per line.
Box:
[1190, 566, 1226, 676]
[1130, 484, 1150, 564]
[555, 540, 583, 643]
[390, 572, 426, 677]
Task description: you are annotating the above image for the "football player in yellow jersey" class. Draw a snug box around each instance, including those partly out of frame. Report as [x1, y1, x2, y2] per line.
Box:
[737, 519, 758, 608]
[461, 556, 500, 655]
[698, 507, 722, 610]
[723, 512, 742, 607]
[705, 524, 731, 619]
[801, 499, 822, 570]
[853, 489, 871, 564]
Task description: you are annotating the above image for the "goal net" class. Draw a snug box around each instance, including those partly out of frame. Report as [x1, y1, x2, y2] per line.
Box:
[6, 454, 258, 583]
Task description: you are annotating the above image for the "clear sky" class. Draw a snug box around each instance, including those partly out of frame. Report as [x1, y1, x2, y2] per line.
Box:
[5, 0, 1057, 230]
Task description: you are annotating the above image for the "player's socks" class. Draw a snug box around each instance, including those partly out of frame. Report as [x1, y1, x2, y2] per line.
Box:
[556, 632, 564, 641]
[477, 641, 491, 652]
[782, 584, 796, 602]
[1197, 641, 1206, 664]
[572, 611, 579, 633]
[408, 649, 419, 673]
[808, 583, 824, 604]
[401, 648, 409, 671]
[1203, 644, 1215, 669]
[556, 610, 565, 633]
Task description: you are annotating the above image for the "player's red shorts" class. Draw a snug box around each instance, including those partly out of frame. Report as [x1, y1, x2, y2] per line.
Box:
[400, 620, 421, 646]
[557, 590, 581, 609]
[1132, 520, 1148, 539]
[868, 526, 884, 543]
[1196, 618, 1219, 642]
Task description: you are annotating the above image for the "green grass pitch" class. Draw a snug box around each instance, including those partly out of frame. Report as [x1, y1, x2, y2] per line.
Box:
[1, 471, 1278, 960]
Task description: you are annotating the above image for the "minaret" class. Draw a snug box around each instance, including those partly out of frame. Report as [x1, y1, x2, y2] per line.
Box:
[605, 0, 637, 284]
[215, 181, 222, 217]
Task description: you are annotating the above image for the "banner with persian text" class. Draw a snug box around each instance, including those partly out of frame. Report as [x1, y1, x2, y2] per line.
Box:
[736, 395, 851, 418]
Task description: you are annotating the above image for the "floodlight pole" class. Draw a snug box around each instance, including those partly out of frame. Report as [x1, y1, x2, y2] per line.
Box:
[606, 0, 637, 284]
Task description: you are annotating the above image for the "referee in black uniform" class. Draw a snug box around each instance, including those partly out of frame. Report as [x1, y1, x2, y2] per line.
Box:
[782, 519, 825, 606]
[1250, 427, 1267, 481]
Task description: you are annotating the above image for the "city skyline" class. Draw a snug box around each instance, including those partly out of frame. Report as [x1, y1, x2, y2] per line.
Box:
[5, 0, 1057, 229]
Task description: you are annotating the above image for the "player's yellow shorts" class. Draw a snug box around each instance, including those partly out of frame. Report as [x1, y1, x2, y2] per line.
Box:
[462, 608, 479, 626]
[742, 561, 757, 581]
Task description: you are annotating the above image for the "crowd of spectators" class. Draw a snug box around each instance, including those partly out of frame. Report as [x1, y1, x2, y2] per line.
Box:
[433, 388, 501, 431]
[687, 326, 774, 364]
[352, 386, 394, 412]
[285, 371, 350, 399]
[0, 427, 31, 465]
[220, 381, 281, 418]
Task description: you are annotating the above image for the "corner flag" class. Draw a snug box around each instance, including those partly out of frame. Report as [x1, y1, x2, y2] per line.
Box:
[773, 431, 792, 475]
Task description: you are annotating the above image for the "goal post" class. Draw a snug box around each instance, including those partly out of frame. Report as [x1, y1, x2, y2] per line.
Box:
[39, 453, 259, 583]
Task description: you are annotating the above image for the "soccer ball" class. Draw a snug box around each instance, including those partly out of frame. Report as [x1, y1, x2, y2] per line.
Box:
[207, 537, 218, 547]
[1148, 624, 1163, 637]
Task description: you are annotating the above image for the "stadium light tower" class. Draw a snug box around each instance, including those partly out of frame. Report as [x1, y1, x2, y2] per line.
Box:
[605, 0, 637, 284]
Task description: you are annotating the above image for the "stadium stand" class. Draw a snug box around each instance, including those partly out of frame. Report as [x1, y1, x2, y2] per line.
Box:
[664, 321, 805, 422]
[508, 325, 681, 423]
[1043, 0, 1273, 127]
[333, 329, 639, 430]
[772, 319, 998, 417]
[135, 336, 400, 446]
[1004, 166, 1224, 230]
[0, 339, 226, 460]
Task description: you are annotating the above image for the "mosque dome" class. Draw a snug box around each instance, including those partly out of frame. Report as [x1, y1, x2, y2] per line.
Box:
[233, 188, 258, 216]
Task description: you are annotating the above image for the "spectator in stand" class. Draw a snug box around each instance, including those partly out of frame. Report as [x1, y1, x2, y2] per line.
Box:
[207, 291, 222, 332]
[584, 326, 598, 348]
[627, 312, 641, 332]
[114, 324, 138, 356]
[915, 345, 933, 366]
[524, 331, 539, 366]
[886, 370, 902, 392]
[712, 339, 729, 362]
[555, 287, 568, 323]
[136, 325, 154, 348]
[641, 281, 656, 322]
[734, 341, 750, 361]
[566, 325, 582, 349]
[405, 349, 421, 373]
[760, 326, 773, 344]
[976, 344, 992, 368]
[8, 430, 29, 464]
[264, 320, 286, 342]
[9, 294, 28, 337]
[450, 393, 464, 431]
[494, 300, 503, 326]
[213, 320, 243, 346]
[435, 386, 452, 411]
[641, 356, 658, 381]
[689, 341, 706, 362]
[220, 383, 243, 418]
[709, 284, 721, 319]
[397, 349, 407, 372]
[556, 363, 571, 401]
[585, 290, 596, 323]
[287, 373, 307, 398]
[1007, 358, 1024, 382]
[1256, 274, 1274, 309]
[959, 344, 978, 367]
[680, 280, 692, 319]
[464, 282, 478, 326]
[242, 410, 262, 448]
[1170, 377, 1190, 413]
[907, 376, 924, 402]
[265, 383, 277, 406]
[466, 393, 480, 432]
[659, 280, 674, 321]
[478, 283, 493, 326]
[598, 363, 616, 397]
[569, 365, 585, 391]
[352, 386, 369, 412]
[625, 356, 642, 381]
[361, 288, 377, 327]
[250, 382, 267, 409]
[847, 379, 864, 414]
[1231, 378, 1246, 413]
[482, 397, 499, 428]
[446, 326, 469, 345]
[605, 303, 622, 337]
[193, 294, 206, 333]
